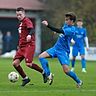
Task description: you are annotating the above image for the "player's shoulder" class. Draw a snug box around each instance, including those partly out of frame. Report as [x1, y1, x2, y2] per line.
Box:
[71, 25, 76, 31]
[24, 17, 31, 22]
[82, 27, 87, 32]
[75, 26, 79, 29]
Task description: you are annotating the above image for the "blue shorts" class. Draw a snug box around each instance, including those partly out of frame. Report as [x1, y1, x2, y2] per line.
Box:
[72, 46, 85, 57]
[46, 47, 70, 66]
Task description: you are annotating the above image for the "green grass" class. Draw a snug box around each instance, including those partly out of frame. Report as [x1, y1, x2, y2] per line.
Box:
[0, 57, 96, 96]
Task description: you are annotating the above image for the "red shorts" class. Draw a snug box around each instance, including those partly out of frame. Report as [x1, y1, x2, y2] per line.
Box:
[13, 44, 35, 63]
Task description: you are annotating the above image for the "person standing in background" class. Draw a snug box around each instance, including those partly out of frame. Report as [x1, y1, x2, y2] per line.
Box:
[0, 30, 3, 55]
[4, 31, 13, 52]
[71, 18, 89, 73]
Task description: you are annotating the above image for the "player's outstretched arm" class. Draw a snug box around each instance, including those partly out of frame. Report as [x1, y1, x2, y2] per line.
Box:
[42, 20, 63, 33]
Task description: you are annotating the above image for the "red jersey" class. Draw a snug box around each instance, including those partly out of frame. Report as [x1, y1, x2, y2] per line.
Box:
[18, 17, 35, 47]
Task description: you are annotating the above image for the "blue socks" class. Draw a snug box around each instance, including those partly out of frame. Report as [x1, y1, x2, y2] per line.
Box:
[72, 58, 86, 68]
[81, 58, 86, 68]
[39, 58, 50, 76]
[71, 59, 75, 67]
[39, 57, 81, 84]
[66, 71, 80, 83]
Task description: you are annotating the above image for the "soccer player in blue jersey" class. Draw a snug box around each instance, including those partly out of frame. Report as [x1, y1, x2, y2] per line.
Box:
[39, 12, 83, 87]
[71, 19, 89, 73]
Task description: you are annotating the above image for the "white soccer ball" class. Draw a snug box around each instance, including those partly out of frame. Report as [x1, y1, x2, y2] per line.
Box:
[8, 71, 19, 83]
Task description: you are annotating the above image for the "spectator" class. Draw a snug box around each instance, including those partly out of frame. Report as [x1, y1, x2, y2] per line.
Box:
[4, 31, 13, 52]
[0, 30, 3, 55]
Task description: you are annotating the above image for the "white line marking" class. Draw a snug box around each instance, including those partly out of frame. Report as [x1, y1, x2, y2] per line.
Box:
[0, 89, 96, 93]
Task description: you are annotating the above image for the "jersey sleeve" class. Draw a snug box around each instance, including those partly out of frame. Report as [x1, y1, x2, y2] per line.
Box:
[25, 18, 34, 29]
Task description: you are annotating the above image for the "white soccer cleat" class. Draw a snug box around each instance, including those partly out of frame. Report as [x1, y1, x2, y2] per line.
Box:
[71, 68, 75, 72]
[48, 73, 54, 85]
[77, 80, 83, 88]
[82, 68, 87, 73]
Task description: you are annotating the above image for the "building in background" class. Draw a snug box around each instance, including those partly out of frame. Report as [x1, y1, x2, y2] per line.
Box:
[0, 0, 44, 55]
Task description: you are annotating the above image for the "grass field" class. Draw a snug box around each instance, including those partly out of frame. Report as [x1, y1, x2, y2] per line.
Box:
[0, 57, 96, 96]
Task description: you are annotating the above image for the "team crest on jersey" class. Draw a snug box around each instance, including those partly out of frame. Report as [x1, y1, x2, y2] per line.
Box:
[81, 32, 84, 34]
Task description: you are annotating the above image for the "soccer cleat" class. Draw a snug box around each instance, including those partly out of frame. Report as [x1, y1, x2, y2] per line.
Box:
[77, 80, 83, 88]
[21, 78, 30, 86]
[82, 68, 87, 73]
[71, 68, 75, 72]
[48, 73, 54, 85]
[42, 73, 48, 83]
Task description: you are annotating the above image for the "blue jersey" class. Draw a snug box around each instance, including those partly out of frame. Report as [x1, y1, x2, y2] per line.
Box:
[73, 27, 87, 48]
[54, 23, 76, 54]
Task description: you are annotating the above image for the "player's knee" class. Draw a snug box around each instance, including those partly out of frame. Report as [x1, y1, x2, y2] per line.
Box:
[26, 63, 32, 67]
[81, 55, 85, 59]
[72, 57, 76, 60]
[62, 65, 69, 73]
[64, 69, 69, 74]
[12, 60, 19, 67]
[38, 54, 43, 58]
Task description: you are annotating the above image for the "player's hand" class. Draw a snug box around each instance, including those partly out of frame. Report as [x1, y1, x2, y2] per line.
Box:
[71, 39, 75, 45]
[42, 20, 48, 26]
[54, 32, 57, 34]
[86, 47, 89, 51]
[17, 46, 19, 49]
[26, 35, 31, 42]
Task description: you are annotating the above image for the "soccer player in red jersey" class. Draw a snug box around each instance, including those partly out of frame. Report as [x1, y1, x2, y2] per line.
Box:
[12, 7, 46, 86]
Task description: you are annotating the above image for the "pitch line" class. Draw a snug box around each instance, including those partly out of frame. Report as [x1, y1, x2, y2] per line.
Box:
[0, 89, 96, 93]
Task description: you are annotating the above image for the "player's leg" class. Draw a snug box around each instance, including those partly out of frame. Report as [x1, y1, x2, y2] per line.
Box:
[13, 59, 26, 79]
[71, 47, 78, 71]
[24, 45, 47, 84]
[80, 48, 86, 72]
[13, 59, 30, 86]
[58, 51, 83, 88]
[39, 51, 51, 84]
[81, 55, 86, 72]
[39, 48, 55, 84]
[39, 51, 51, 76]
[25, 45, 43, 73]
[71, 56, 76, 71]
[13, 48, 30, 86]
[62, 64, 83, 88]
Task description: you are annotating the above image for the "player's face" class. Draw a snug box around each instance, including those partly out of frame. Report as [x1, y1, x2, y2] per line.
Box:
[65, 17, 73, 25]
[77, 21, 83, 27]
[16, 11, 25, 21]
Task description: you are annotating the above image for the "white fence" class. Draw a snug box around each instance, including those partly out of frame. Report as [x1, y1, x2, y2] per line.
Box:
[70, 47, 96, 61]
[1, 47, 96, 61]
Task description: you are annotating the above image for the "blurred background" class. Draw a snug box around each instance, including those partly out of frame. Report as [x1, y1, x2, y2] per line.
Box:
[0, 0, 96, 60]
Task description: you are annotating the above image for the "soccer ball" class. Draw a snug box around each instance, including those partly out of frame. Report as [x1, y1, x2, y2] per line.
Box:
[8, 71, 19, 83]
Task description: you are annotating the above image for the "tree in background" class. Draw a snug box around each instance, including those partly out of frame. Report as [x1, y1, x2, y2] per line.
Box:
[41, 0, 96, 51]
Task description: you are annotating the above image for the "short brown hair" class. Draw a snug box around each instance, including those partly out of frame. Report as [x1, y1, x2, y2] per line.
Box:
[16, 7, 25, 12]
[77, 18, 83, 22]
[65, 12, 76, 22]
